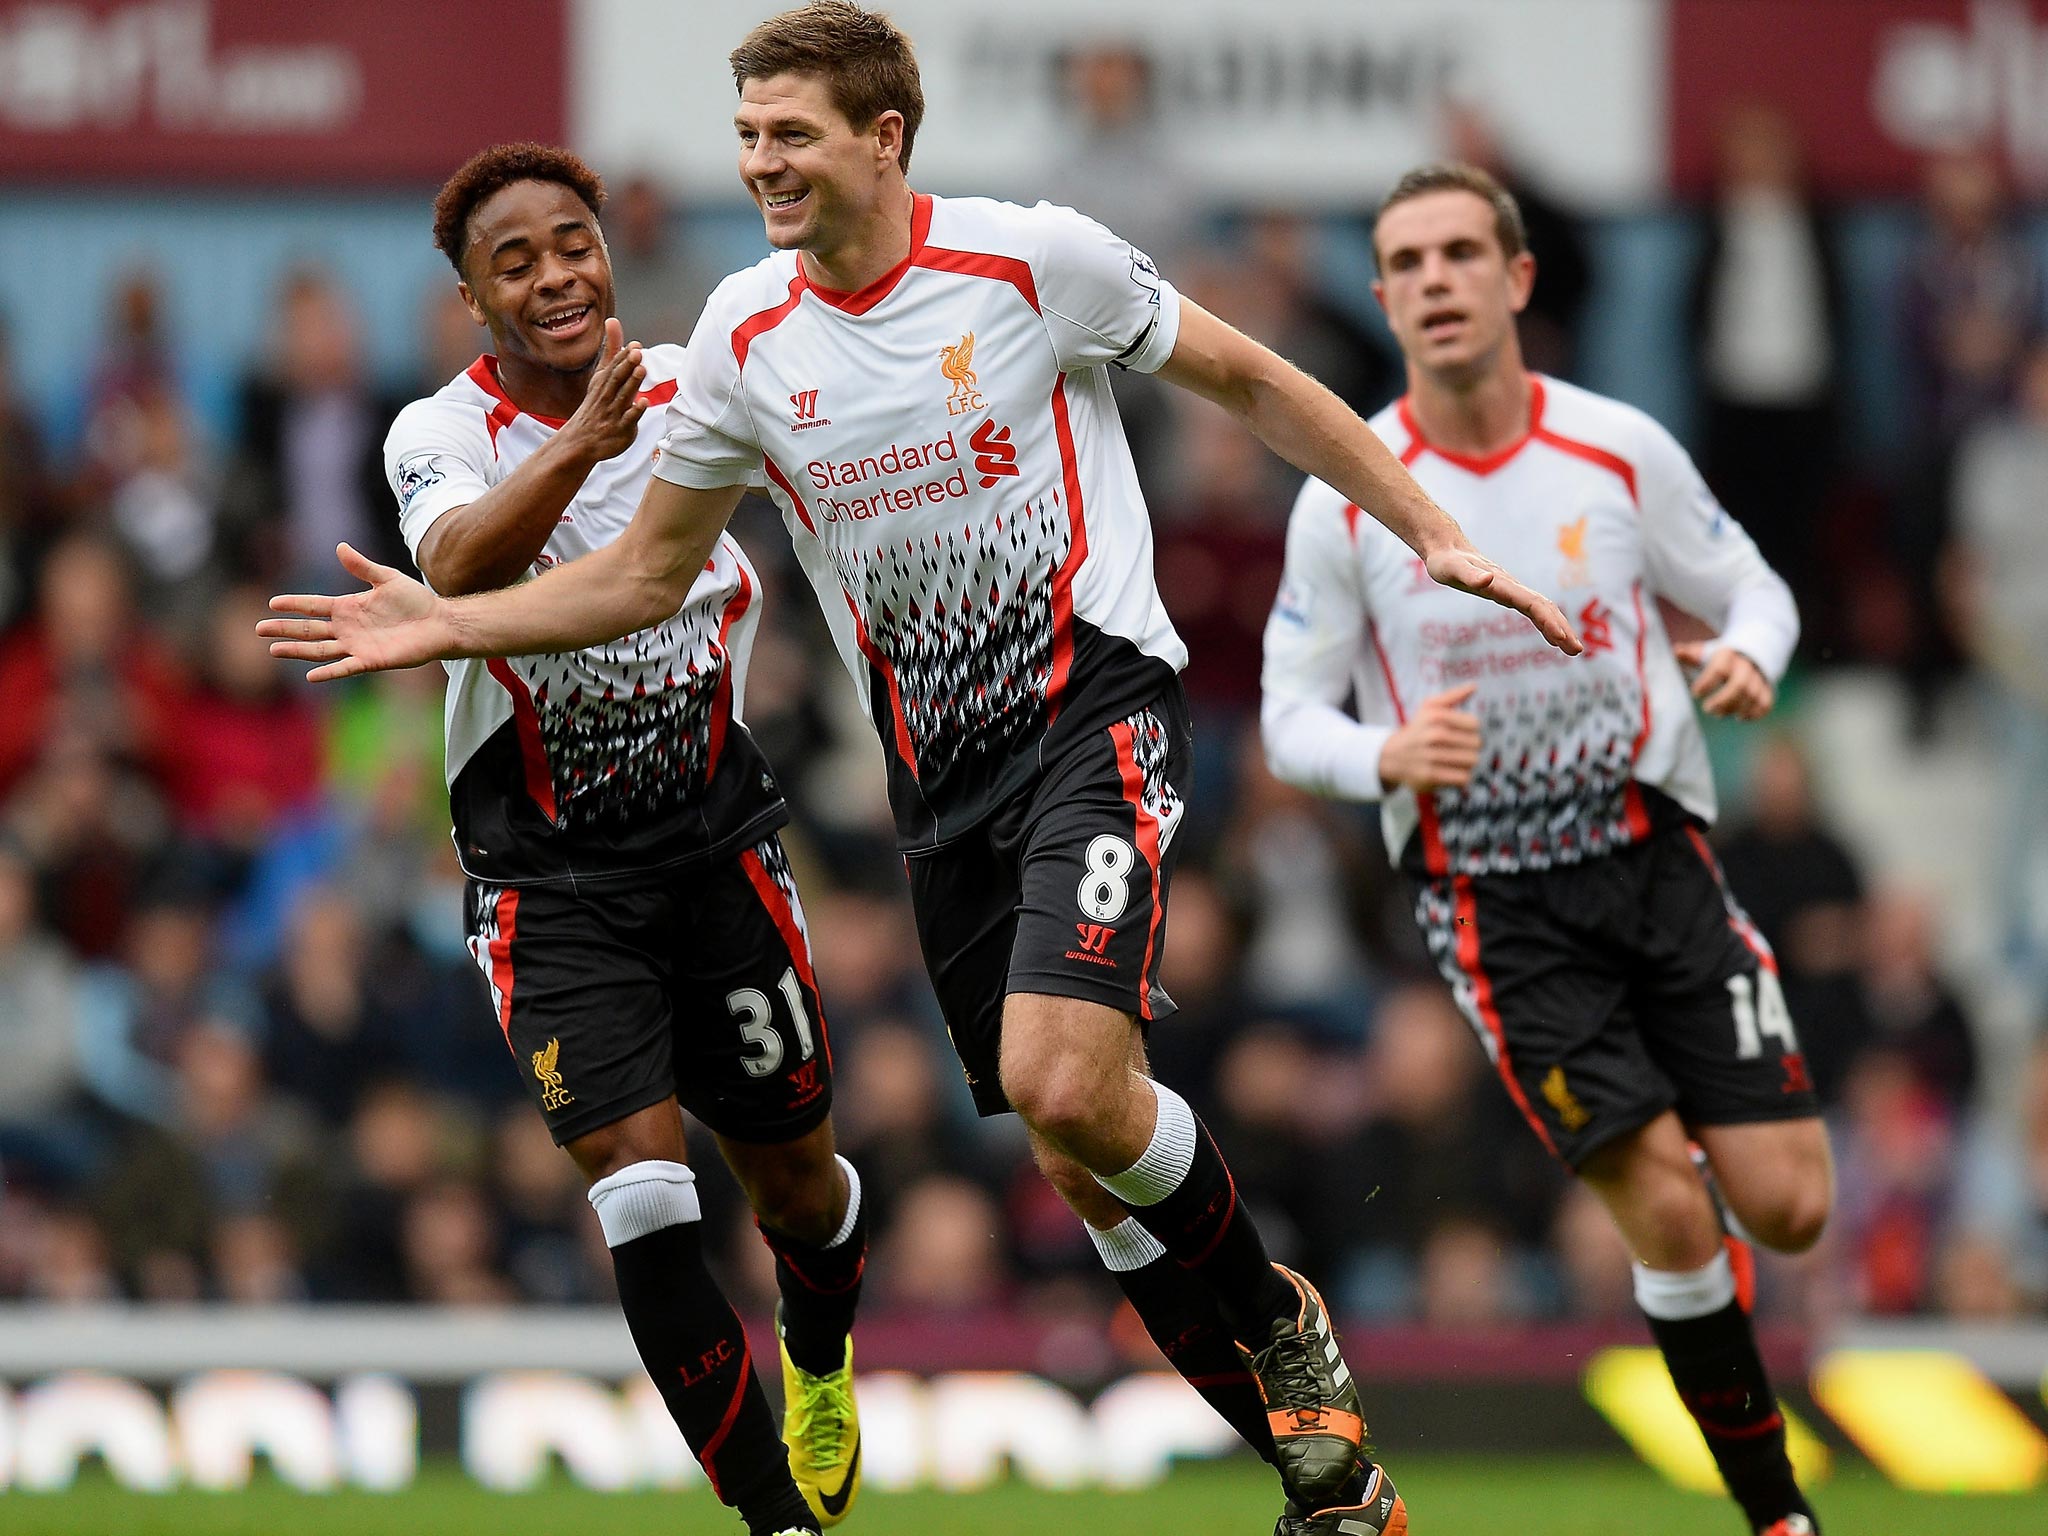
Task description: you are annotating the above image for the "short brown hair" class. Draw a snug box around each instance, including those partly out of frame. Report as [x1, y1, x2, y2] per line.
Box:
[1371, 162, 1527, 271]
[432, 143, 607, 276]
[729, 2, 925, 174]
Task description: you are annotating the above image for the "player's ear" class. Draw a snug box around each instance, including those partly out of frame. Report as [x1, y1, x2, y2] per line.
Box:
[1505, 249, 1537, 314]
[872, 109, 905, 171]
[457, 281, 487, 328]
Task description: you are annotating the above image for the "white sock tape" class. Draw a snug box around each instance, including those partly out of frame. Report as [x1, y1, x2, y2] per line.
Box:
[586, 1159, 700, 1248]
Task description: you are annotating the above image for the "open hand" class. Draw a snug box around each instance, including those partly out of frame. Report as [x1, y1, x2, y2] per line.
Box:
[259, 543, 454, 682]
[1424, 545, 1581, 655]
[1673, 640, 1774, 720]
[1379, 683, 1483, 792]
[563, 318, 648, 463]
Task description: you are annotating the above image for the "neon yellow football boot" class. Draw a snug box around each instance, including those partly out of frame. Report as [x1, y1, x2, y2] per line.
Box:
[779, 1310, 860, 1526]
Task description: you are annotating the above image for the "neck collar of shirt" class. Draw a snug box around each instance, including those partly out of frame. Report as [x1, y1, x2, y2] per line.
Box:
[798, 193, 934, 316]
[1398, 374, 1545, 476]
[467, 354, 571, 430]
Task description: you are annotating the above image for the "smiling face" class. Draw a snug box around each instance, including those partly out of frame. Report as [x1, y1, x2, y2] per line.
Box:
[1372, 188, 1534, 388]
[735, 70, 904, 262]
[458, 178, 613, 376]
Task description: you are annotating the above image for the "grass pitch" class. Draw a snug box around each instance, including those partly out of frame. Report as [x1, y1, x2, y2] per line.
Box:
[4, 1455, 2035, 1534]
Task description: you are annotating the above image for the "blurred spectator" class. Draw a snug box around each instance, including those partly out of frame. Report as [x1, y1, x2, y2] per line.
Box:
[1957, 1041, 2048, 1309]
[0, 535, 182, 805]
[17, 1206, 120, 1303]
[94, 1024, 327, 1299]
[871, 1174, 1006, 1311]
[1330, 983, 1560, 1318]
[1858, 888, 1980, 1118]
[84, 268, 178, 421]
[76, 877, 256, 1126]
[159, 585, 324, 862]
[1948, 338, 2048, 999]
[401, 1177, 515, 1305]
[491, 1104, 603, 1304]
[1894, 148, 2040, 719]
[0, 319, 59, 623]
[1043, 43, 1199, 267]
[1714, 736, 1869, 1103]
[832, 1018, 989, 1238]
[4, 740, 172, 960]
[1225, 214, 1396, 420]
[219, 266, 407, 588]
[1687, 101, 1844, 615]
[1416, 1214, 1525, 1328]
[606, 174, 711, 347]
[1040, 42, 1195, 486]
[0, 837, 93, 1185]
[211, 1212, 309, 1304]
[1831, 1047, 1955, 1314]
[259, 886, 402, 1127]
[1444, 103, 1593, 379]
[1548, 1183, 1639, 1321]
[315, 1080, 465, 1301]
[412, 281, 489, 399]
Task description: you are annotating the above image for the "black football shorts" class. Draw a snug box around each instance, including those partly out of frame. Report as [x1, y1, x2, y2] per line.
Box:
[1414, 817, 1819, 1168]
[907, 685, 1193, 1116]
[463, 834, 833, 1147]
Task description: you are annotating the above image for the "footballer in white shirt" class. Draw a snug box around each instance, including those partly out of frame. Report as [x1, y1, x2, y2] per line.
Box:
[265, 10, 1579, 1528]
[381, 145, 864, 1536]
[1260, 163, 1825, 1536]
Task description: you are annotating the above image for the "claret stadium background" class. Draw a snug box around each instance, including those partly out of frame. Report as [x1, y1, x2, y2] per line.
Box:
[1, 2, 2046, 1530]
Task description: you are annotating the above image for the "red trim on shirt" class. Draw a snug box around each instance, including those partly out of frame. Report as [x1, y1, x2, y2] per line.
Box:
[467, 355, 570, 430]
[1396, 377, 1544, 476]
[1341, 501, 1364, 539]
[1452, 876, 1559, 1158]
[843, 591, 919, 781]
[1045, 375, 1089, 720]
[484, 658, 557, 822]
[485, 887, 519, 1047]
[636, 378, 678, 409]
[1369, 619, 1449, 876]
[732, 273, 807, 368]
[759, 457, 817, 538]
[739, 846, 834, 1071]
[1108, 719, 1167, 1022]
[705, 558, 753, 782]
[797, 194, 935, 315]
[1622, 581, 1654, 840]
[915, 242, 1041, 311]
[1533, 422, 1638, 506]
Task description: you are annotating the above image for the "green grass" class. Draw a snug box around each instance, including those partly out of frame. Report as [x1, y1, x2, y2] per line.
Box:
[2, 1455, 2036, 1534]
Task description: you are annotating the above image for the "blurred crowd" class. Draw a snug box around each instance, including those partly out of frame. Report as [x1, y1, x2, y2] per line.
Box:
[1, 71, 2046, 1337]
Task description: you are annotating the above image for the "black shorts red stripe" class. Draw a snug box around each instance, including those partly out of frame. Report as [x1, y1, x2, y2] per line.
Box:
[464, 833, 833, 1146]
[907, 682, 1192, 1116]
[1414, 805, 1819, 1169]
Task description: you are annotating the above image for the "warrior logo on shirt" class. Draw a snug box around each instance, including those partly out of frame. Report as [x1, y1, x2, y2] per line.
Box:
[940, 331, 984, 417]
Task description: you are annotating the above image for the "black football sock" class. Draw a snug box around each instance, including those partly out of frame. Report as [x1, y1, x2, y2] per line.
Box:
[1637, 1253, 1815, 1533]
[1094, 1080, 1298, 1339]
[1090, 1216, 1279, 1466]
[589, 1161, 818, 1535]
[759, 1154, 868, 1377]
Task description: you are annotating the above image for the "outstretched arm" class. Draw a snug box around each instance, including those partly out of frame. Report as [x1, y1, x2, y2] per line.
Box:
[262, 477, 748, 681]
[1157, 299, 1579, 655]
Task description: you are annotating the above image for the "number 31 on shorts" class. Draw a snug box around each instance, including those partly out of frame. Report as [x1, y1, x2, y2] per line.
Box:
[728, 967, 816, 1077]
[1727, 967, 1799, 1059]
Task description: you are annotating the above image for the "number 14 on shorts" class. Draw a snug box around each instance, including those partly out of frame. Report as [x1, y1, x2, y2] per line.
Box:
[1726, 968, 1797, 1059]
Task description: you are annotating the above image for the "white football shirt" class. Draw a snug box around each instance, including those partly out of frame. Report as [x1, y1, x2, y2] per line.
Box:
[1261, 375, 1797, 878]
[651, 194, 1188, 848]
[385, 346, 784, 885]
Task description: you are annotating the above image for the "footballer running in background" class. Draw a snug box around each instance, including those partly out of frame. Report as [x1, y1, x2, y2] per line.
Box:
[263, 9, 1580, 1530]
[382, 145, 863, 1536]
[1261, 162, 1827, 1536]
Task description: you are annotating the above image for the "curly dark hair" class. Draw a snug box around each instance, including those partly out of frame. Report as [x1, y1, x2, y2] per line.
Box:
[431, 143, 607, 276]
